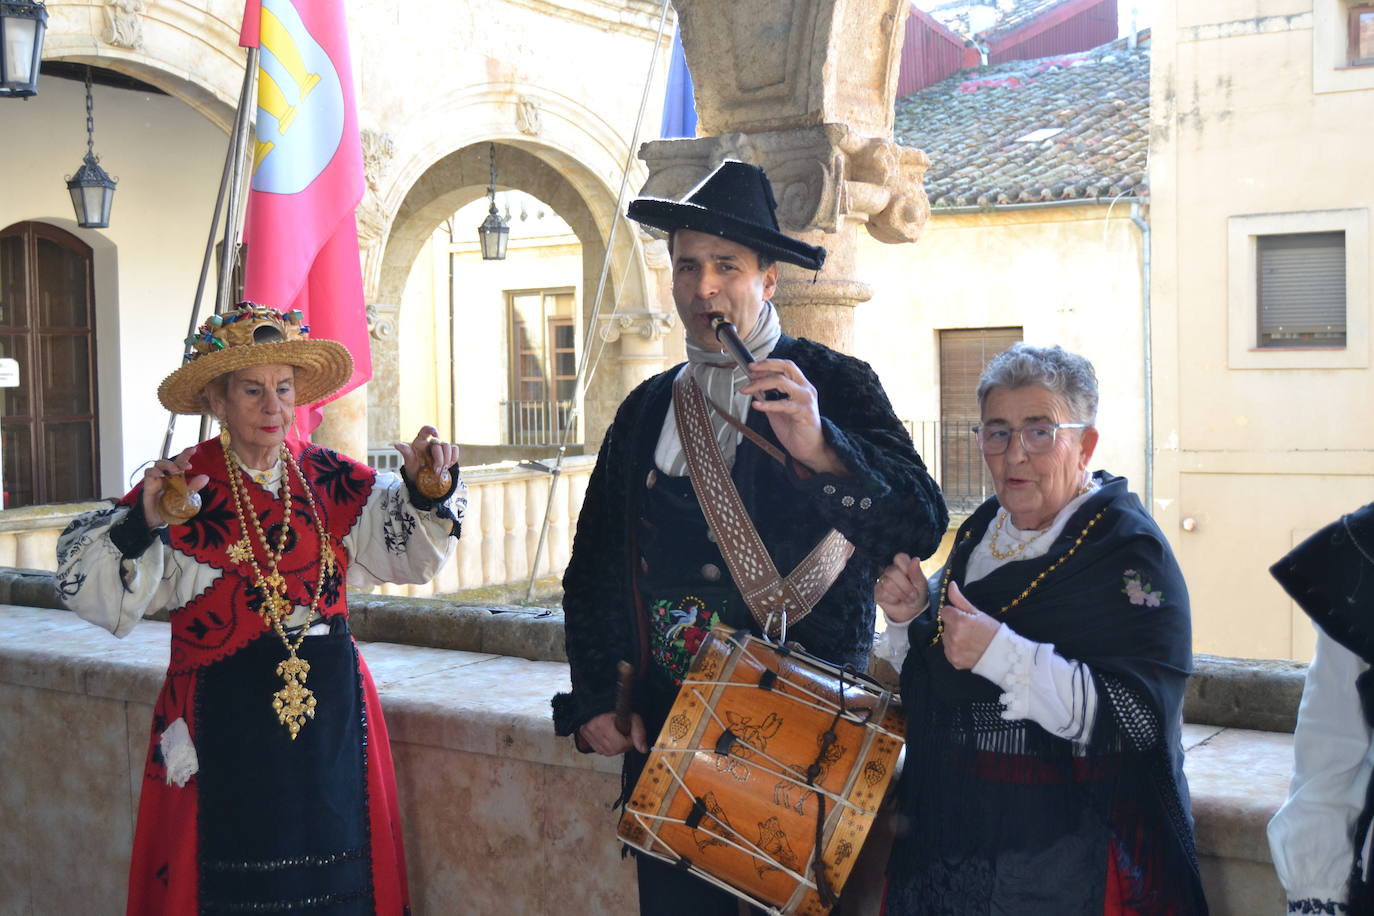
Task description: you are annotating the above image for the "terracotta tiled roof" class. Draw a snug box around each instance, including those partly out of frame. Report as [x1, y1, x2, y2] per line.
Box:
[894, 39, 1149, 209]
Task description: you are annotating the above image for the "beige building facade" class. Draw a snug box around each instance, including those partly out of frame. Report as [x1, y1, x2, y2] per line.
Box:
[1150, 0, 1374, 661]
[854, 204, 1148, 510]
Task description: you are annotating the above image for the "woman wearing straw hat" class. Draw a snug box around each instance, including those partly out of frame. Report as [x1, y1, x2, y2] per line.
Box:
[56, 302, 466, 915]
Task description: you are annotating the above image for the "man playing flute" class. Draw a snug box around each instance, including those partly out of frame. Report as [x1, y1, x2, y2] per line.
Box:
[552, 159, 947, 914]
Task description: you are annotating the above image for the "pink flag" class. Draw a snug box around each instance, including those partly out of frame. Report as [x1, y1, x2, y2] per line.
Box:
[239, 0, 370, 439]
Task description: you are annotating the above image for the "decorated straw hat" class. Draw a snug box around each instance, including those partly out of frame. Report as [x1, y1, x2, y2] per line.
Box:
[157, 303, 353, 415]
[627, 160, 826, 271]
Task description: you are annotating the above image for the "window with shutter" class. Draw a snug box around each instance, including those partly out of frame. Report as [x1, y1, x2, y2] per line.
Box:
[1257, 232, 1346, 348]
[506, 287, 576, 445]
[939, 328, 1022, 514]
[1227, 209, 1367, 369]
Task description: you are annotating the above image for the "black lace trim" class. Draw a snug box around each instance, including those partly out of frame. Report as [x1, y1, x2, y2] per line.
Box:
[1099, 672, 1162, 752]
[109, 502, 159, 559]
[399, 465, 462, 537]
[1288, 898, 1348, 914]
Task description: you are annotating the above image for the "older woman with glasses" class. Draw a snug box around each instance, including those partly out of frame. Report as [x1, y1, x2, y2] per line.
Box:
[873, 343, 1208, 914]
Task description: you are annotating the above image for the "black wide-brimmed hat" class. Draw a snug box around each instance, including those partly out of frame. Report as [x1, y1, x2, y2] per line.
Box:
[628, 160, 826, 271]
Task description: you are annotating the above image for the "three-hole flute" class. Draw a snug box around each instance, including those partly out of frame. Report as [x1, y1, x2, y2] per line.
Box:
[710, 316, 786, 401]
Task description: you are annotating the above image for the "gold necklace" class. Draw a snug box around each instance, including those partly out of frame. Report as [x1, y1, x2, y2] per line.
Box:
[986, 481, 1094, 561]
[987, 511, 1049, 561]
[930, 509, 1106, 646]
[223, 441, 336, 739]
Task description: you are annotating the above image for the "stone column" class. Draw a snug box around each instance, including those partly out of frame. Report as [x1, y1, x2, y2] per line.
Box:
[365, 302, 401, 448]
[598, 311, 678, 392]
[637, 0, 930, 354]
[315, 385, 369, 461]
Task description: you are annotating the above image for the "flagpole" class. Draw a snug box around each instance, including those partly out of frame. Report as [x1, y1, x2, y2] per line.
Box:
[161, 47, 259, 458]
[217, 47, 258, 316]
[199, 45, 260, 442]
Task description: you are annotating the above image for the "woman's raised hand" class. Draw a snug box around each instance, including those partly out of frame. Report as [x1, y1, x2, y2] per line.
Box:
[394, 426, 460, 486]
[875, 552, 928, 623]
[140, 448, 209, 527]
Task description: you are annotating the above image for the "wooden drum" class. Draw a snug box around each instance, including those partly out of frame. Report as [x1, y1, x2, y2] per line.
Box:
[618, 626, 904, 915]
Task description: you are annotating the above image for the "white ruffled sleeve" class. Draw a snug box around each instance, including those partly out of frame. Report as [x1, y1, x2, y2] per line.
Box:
[1268, 628, 1374, 910]
[54, 504, 186, 637]
[972, 623, 1098, 742]
[343, 471, 466, 589]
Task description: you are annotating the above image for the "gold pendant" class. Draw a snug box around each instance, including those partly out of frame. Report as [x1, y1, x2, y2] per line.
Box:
[272, 653, 316, 740]
[227, 539, 253, 564]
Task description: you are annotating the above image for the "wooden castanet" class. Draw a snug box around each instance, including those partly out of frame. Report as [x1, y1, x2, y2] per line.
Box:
[618, 627, 904, 915]
[157, 473, 201, 525]
[415, 438, 452, 500]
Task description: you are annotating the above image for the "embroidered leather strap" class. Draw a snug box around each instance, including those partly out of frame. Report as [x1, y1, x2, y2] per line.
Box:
[672, 373, 854, 636]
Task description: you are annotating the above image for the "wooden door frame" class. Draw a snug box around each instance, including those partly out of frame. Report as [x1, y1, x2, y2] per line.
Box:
[0, 220, 100, 506]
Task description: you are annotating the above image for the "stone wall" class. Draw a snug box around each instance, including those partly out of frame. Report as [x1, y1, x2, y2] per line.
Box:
[0, 599, 1292, 914]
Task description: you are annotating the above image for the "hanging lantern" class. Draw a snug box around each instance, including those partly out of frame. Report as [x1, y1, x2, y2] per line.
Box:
[477, 142, 509, 261]
[65, 68, 117, 229]
[0, 0, 48, 98]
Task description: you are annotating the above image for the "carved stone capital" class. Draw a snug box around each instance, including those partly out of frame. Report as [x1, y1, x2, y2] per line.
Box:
[598, 311, 677, 343]
[367, 303, 399, 342]
[638, 125, 929, 243]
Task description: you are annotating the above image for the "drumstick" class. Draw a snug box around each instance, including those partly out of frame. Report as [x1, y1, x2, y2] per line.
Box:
[710, 317, 786, 401]
[613, 660, 635, 737]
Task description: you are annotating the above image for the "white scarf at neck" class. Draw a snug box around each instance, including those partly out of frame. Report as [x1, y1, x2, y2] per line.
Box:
[654, 301, 783, 476]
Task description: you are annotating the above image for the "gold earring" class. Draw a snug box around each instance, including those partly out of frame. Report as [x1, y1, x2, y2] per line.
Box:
[218, 419, 231, 450]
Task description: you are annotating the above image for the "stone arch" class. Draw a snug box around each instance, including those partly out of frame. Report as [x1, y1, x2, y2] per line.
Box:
[41, 1, 246, 129]
[373, 87, 662, 445]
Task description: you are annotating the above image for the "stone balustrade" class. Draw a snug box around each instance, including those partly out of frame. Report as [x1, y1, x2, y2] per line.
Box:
[0, 457, 597, 599]
[0, 575, 1300, 914]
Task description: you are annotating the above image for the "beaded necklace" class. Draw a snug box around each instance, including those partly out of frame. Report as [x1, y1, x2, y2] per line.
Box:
[986, 479, 1094, 562]
[222, 434, 336, 739]
[929, 508, 1107, 646]
[986, 511, 1050, 561]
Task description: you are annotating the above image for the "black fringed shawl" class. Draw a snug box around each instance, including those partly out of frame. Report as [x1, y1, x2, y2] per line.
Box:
[890, 473, 1208, 914]
[1271, 501, 1374, 910]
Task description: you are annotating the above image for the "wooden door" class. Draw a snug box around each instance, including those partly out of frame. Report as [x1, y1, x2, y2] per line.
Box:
[0, 222, 100, 506]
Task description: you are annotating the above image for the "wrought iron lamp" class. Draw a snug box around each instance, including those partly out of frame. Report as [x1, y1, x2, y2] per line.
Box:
[477, 142, 509, 261]
[0, 0, 48, 98]
[65, 68, 117, 228]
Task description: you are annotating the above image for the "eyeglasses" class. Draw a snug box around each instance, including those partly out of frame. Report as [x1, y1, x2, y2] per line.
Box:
[971, 421, 1089, 456]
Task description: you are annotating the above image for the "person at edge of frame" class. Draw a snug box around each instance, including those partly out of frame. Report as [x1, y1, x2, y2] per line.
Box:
[1269, 501, 1374, 914]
